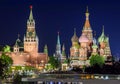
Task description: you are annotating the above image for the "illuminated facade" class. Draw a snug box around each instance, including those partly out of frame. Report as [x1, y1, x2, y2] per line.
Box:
[70, 8, 112, 67]
[24, 6, 39, 54]
[7, 6, 48, 69]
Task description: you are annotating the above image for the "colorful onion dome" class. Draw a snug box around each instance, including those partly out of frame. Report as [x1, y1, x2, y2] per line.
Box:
[71, 28, 79, 42]
[92, 44, 98, 49]
[98, 26, 108, 43]
[79, 33, 89, 43]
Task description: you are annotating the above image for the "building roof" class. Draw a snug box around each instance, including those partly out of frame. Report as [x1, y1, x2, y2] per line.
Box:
[98, 26, 108, 43]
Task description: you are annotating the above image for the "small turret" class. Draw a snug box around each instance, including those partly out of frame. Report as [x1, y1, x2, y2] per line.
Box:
[44, 44, 48, 55]
[13, 34, 23, 52]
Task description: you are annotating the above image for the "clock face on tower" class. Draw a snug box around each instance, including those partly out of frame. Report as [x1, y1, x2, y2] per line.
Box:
[29, 32, 33, 36]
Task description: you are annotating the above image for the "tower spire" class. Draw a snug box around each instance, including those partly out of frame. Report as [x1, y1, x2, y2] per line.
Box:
[55, 32, 61, 61]
[29, 5, 33, 20]
[85, 6, 89, 20]
[82, 6, 93, 42]
[24, 5, 38, 53]
[86, 6, 89, 13]
[57, 32, 60, 45]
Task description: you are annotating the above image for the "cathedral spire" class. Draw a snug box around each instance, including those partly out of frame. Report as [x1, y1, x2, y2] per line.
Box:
[29, 5, 33, 20]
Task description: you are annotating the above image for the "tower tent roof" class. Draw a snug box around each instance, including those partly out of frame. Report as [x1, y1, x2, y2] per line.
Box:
[83, 6, 91, 29]
[29, 5, 33, 20]
[57, 32, 60, 45]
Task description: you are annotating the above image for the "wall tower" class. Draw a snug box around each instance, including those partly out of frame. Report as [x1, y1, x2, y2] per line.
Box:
[24, 6, 39, 53]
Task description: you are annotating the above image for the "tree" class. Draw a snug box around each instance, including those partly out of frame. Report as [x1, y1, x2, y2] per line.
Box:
[0, 53, 13, 78]
[0, 45, 13, 79]
[89, 54, 105, 67]
[3, 45, 11, 53]
[48, 56, 59, 70]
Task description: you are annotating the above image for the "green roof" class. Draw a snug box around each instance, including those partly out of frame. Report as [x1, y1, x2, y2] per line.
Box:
[98, 27, 108, 43]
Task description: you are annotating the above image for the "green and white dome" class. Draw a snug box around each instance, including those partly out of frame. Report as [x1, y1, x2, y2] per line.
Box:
[98, 27, 108, 43]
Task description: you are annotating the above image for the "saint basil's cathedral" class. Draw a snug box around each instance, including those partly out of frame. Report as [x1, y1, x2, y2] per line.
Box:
[69, 8, 112, 67]
[54, 7, 112, 69]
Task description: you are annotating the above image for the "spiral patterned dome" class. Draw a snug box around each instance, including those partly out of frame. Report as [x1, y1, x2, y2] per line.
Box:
[71, 28, 78, 42]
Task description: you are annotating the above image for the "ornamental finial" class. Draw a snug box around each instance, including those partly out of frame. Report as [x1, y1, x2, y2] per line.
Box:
[86, 6, 89, 13]
[30, 5, 33, 9]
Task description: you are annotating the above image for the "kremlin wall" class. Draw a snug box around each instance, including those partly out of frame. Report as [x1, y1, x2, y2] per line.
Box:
[1, 6, 112, 70]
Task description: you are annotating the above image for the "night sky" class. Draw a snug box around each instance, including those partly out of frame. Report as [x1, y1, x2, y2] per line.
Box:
[0, 0, 120, 57]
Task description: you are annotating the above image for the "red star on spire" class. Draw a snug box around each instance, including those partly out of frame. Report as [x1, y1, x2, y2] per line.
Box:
[30, 5, 33, 9]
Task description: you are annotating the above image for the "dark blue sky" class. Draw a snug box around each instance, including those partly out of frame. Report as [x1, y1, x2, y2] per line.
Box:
[0, 0, 120, 56]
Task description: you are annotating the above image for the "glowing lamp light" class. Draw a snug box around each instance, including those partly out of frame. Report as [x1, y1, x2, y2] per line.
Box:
[58, 82, 62, 84]
[50, 81, 54, 84]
